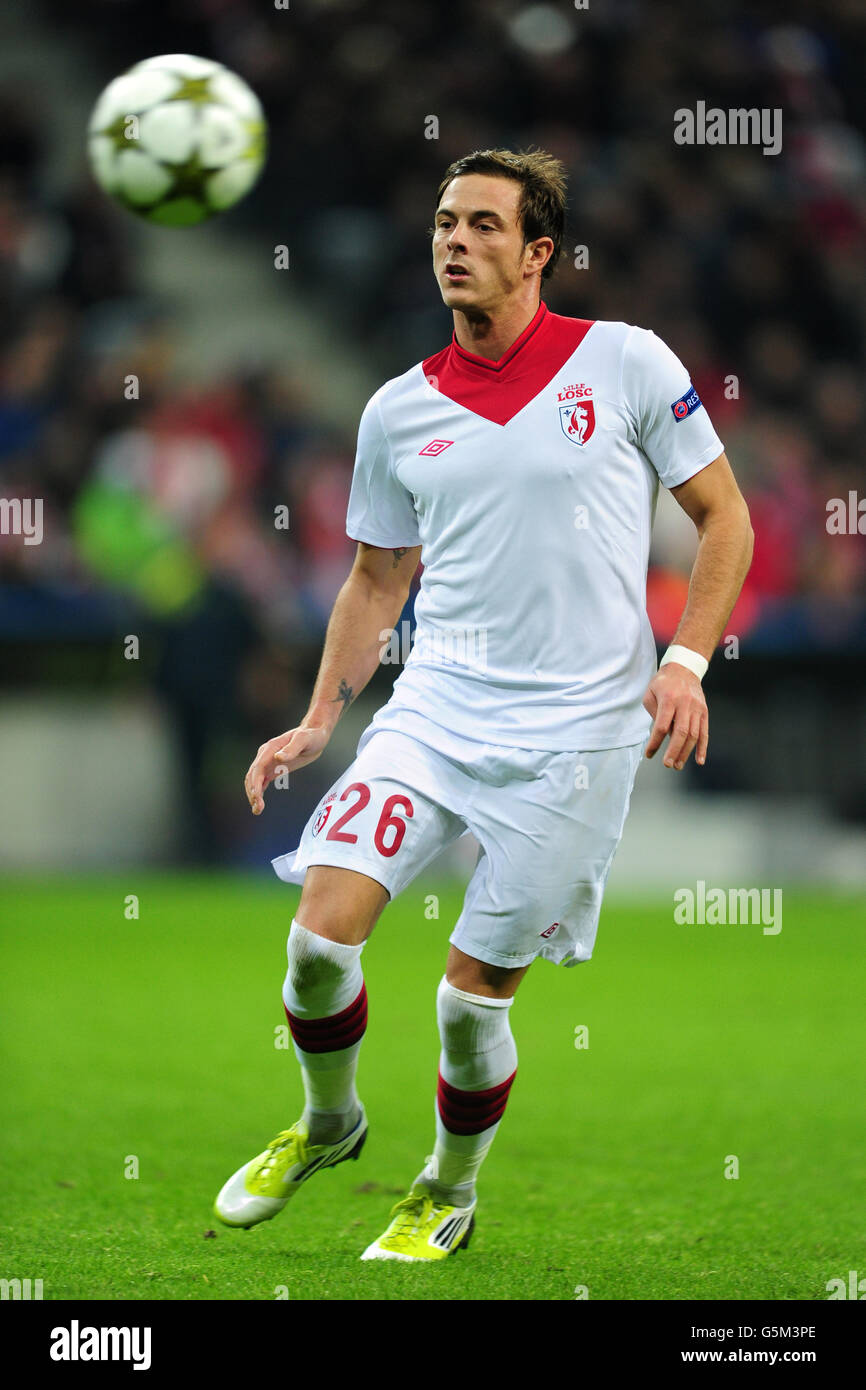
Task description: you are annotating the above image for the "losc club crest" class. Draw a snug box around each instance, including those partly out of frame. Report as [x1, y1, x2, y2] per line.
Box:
[559, 398, 595, 446]
[312, 793, 336, 837]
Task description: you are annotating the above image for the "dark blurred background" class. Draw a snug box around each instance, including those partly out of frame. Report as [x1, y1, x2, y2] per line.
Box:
[0, 0, 864, 879]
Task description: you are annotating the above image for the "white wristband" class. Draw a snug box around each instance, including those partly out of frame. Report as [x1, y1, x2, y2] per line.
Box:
[659, 644, 708, 681]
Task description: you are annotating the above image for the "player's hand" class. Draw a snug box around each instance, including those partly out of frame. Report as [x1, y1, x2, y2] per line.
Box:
[642, 664, 708, 770]
[244, 724, 331, 815]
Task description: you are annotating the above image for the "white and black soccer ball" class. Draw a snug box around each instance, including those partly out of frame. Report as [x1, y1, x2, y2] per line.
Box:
[87, 53, 267, 225]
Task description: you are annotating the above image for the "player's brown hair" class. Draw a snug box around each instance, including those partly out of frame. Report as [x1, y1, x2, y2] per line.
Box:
[433, 147, 567, 284]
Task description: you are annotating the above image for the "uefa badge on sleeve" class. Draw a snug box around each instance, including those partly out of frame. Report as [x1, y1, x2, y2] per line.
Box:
[670, 384, 703, 420]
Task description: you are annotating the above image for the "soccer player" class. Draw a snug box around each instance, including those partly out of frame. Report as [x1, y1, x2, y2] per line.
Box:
[214, 149, 754, 1261]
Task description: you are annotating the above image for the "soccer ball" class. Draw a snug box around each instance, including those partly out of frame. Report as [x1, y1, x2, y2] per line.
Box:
[87, 53, 267, 226]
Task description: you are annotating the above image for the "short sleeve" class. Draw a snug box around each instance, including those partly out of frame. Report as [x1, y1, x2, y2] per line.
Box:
[345, 391, 421, 547]
[621, 326, 724, 490]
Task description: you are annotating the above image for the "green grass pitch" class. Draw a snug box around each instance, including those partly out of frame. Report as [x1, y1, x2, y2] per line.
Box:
[1, 875, 863, 1301]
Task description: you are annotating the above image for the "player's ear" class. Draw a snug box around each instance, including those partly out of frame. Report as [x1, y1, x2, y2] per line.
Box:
[525, 236, 553, 277]
[537, 237, 554, 272]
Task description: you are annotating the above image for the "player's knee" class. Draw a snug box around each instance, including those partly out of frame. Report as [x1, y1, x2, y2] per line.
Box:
[296, 866, 386, 946]
[292, 902, 358, 952]
[446, 955, 521, 998]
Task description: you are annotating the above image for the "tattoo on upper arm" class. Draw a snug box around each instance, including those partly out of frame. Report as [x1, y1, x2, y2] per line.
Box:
[333, 678, 354, 713]
[392, 548, 408, 568]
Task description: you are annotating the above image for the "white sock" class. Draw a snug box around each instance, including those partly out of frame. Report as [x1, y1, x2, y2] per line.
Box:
[415, 976, 518, 1206]
[281, 918, 367, 1144]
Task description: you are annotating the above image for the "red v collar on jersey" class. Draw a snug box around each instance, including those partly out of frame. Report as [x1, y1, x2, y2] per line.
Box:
[422, 301, 595, 427]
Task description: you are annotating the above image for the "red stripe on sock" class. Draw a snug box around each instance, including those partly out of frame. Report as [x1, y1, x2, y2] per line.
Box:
[285, 982, 367, 1054]
[437, 1069, 517, 1135]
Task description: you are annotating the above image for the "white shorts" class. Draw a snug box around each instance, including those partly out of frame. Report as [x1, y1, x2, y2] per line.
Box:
[272, 720, 644, 970]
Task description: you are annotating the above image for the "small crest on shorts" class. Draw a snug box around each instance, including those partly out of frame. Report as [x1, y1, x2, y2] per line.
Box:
[312, 792, 336, 837]
[540, 921, 560, 938]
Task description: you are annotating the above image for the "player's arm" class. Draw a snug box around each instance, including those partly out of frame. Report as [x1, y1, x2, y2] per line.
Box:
[643, 450, 753, 770]
[245, 542, 421, 814]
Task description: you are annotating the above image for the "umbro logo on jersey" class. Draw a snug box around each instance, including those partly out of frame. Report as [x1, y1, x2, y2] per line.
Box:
[419, 438, 454, 457]
[540, 921, 560, 938]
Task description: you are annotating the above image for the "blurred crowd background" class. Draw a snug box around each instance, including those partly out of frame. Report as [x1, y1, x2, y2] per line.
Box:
[1, 0, 864, 867]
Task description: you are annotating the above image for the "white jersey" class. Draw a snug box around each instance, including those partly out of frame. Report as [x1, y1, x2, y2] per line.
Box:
[345, 301, 723, 751]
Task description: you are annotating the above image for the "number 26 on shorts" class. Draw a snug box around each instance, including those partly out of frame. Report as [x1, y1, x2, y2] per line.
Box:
[323, 782, 414, 858]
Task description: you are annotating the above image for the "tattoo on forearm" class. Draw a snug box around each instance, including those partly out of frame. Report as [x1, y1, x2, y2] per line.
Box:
[333, 678, 354, 713]
[392, 548, 408, 568]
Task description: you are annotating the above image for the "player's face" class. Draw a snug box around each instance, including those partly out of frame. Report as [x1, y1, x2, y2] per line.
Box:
[432, 174, 535, 313]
